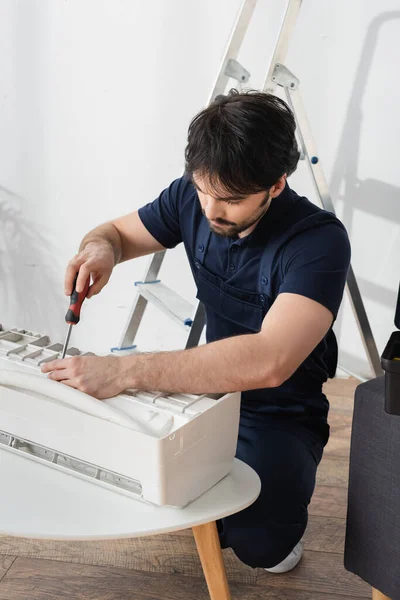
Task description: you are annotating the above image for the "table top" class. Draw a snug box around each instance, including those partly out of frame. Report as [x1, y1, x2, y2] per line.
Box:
[0, 450, 260, 541]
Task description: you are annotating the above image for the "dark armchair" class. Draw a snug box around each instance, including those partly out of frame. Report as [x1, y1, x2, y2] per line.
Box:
[344, 376, 400, 600]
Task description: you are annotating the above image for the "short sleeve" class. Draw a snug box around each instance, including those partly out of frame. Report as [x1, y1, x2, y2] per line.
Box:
[278, 222, 351, 319]
[138, 178, 185, 249]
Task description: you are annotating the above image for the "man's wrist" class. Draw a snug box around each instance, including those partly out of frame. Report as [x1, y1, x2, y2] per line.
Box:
[118, 354, 139, 391]
[80, 238, 115, 257]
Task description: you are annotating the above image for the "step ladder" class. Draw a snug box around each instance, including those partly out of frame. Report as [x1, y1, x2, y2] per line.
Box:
[117, 0, 382, 378]
[116, 0, 257, 353]
[116, 251, 205, 352]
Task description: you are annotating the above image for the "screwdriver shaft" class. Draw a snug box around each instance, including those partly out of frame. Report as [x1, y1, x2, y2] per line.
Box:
[61, 323, 73, 359]
[61, 274, 90, 359]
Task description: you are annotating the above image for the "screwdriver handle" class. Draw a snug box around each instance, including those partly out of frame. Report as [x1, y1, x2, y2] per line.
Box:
[65, 274, 90, 325]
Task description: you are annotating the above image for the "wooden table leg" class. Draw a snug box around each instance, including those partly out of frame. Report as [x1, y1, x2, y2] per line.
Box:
[372, 588, 391, 600]
[192, 521, 231, 600]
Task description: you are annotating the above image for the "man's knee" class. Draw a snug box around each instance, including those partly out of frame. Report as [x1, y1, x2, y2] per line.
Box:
[221, 519, 306, 569]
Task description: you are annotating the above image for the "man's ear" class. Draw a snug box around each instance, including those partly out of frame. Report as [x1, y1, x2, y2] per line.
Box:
[270, 175, 287, 198]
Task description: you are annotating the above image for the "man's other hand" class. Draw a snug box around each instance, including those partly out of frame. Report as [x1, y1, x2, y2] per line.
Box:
[41, 355, 128, 399]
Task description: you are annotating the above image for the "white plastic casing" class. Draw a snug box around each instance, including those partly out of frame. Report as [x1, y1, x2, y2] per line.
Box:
[0, 327, 241, 507]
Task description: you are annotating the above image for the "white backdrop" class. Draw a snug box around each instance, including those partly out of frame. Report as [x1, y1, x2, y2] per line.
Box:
[0, 0, 399, 378]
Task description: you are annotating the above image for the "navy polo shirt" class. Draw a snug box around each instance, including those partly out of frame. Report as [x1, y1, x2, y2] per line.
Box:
[138, 176, 351, 427]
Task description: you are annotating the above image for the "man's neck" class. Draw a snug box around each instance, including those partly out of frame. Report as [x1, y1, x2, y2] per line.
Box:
[238, 195, 274, 238]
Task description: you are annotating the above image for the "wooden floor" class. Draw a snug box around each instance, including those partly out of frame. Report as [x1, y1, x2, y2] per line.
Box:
[0, 377, 372, 599]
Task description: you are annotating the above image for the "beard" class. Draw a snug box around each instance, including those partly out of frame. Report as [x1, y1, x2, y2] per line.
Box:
[204, 192, 271, 238]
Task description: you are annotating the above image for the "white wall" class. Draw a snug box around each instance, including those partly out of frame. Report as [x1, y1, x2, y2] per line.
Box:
[0, 0, 399, 378]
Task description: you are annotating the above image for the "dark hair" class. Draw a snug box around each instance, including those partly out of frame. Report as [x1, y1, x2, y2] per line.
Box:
[184, 89, 300, 195]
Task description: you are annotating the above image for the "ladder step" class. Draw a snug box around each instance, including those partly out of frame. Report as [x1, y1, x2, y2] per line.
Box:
[134, 281, 194, 330]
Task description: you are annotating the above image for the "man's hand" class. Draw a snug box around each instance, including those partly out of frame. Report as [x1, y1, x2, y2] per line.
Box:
[65, 241, 116, 298]
[41, 355, 129, 399]
[67, 211, 167, 298]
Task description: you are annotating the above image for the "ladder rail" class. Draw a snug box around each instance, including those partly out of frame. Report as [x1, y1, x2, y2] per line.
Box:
[119, 294, 148, 350]
[118, 251, 165, 349]
[118, 0, 258, 352]
[146, 251, 166, 282]
[272, 64, 382, 377]
[185, 303, 206, 349]
[263, 0, 303, 94]
[208, 0, 258, 102]
[119, 250, 205, 350]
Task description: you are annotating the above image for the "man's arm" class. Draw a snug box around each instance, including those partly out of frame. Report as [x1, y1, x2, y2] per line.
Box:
[70, 178, 184, 295]
[67, 212, 166, 296]
[118, 292, 333, 393]
[79, 211, 166, 264]
[43, 292, 332, 397]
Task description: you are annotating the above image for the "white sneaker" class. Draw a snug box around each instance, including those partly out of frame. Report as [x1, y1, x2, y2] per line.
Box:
[264, 541, 304, 574]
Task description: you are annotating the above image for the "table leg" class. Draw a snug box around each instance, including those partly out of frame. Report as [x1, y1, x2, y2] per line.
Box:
[372, 589, 391, 600]
[192, 521, 231, 600]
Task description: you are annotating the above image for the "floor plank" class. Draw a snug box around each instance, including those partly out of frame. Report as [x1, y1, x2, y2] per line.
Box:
[0, 534, 256, 583]
[0, 557, 179, 600]
[0, 557, 15, 583]
[0, 556, 370, 600]
[303, 516, 345, 553]
[323, 377, 361, 398]
[316, 457, 349, 488]
[329, 412, 353, 430]
[328, 394, 356, 413]
[324, 435, 351, 459]
[309, 486, 348, 519]
[0, 516, 347, 575]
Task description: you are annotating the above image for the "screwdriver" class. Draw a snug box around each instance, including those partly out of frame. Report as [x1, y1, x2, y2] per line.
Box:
[61, 273, 90, 359]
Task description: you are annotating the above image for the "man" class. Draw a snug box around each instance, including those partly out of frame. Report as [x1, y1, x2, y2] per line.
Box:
[42, 91, 351, 573]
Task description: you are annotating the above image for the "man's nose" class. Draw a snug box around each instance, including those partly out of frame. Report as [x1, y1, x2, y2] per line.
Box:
[204, 197, 222, 221]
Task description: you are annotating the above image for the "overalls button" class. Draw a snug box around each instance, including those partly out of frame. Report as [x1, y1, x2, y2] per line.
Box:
[230, 245, 237, 252]
[195, 259, 201, 269]
[198, 244, 205, 252]
[260, 295, 265, 304]
[229, 264, 235, 271]
[261, 276, 268, 285]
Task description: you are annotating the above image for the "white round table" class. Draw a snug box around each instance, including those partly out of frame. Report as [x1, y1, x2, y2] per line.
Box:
[0, 449, 260, 599]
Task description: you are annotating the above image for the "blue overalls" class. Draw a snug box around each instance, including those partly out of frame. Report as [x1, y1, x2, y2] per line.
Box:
[138, 177, 350, 569]
[192, 203, 341, 568]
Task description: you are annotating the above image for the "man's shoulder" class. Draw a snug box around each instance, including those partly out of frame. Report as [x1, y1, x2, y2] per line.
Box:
[268, 186, 351, 275]
[288, 186, 349, 240]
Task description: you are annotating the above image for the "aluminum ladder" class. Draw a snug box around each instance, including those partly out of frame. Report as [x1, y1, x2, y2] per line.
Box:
[117, 0, 383, 378]
[116, 0, 257, 353]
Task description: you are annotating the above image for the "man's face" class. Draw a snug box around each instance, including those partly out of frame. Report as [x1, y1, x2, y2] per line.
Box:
[192, 173, 275, 238]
